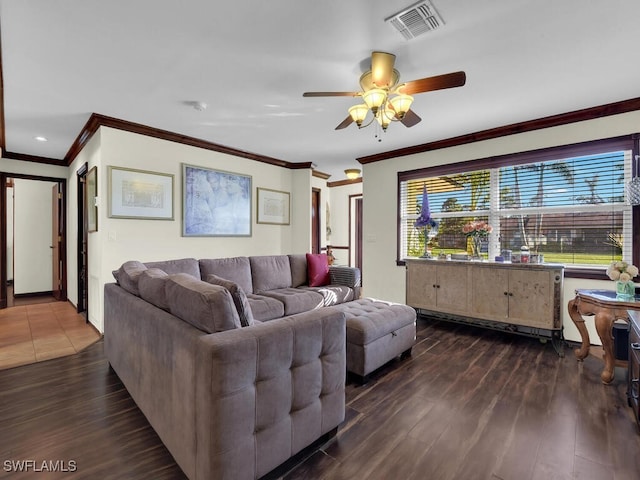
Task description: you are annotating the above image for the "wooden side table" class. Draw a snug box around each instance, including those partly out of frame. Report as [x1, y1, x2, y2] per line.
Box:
[568, 289, 639, 384]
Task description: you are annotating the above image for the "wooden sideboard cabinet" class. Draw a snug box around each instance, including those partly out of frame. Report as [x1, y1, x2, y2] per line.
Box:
[405, 259, 564, 353]
[629, 310, 640, 430]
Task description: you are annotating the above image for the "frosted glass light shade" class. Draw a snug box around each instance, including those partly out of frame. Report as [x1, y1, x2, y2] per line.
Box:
[376, 109, 392, 130]
[389, 94, 413, 119]
[362, 88, 387, 114]
[348, 104, 369, 126]
[345, 168, 361, 179]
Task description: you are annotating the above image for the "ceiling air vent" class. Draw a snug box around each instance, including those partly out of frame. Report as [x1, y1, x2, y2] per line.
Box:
[385, 1, 445, 40]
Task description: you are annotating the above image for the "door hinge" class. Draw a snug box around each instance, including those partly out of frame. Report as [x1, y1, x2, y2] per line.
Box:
[58, 192, 62, 199]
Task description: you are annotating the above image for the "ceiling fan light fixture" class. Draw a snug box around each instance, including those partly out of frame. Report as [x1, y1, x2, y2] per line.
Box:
[348, 104, 369, 127]
[345, 168, 361, 179]
[362, 88, 387, 115]
[389, 94, 414, 119]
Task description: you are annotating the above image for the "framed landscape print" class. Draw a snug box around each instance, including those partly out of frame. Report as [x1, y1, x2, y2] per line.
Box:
[257, 187, 290, 225]
[182, 164, 252, 236]
[108, 166, 174, 220]
[87, 166, 98, 232]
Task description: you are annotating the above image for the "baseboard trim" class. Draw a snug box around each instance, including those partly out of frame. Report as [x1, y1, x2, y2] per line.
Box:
[13, 290, 54, 299]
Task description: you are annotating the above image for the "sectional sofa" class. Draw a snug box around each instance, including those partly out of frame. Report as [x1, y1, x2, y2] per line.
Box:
[104, 253, 415, 479]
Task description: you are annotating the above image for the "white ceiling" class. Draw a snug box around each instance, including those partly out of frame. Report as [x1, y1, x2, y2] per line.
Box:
[2, 0, 640, 180]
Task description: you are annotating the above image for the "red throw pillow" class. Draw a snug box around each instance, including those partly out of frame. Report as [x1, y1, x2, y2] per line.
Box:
[306, 253, 330, 287]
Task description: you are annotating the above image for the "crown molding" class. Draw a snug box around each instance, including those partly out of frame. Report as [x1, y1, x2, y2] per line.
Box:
[3, 150, 66, 165]
[327, 177, 363, 188]
[357, 96, 640, 164]
[312, 169, 331, 180]
[63, 113, 312, 170]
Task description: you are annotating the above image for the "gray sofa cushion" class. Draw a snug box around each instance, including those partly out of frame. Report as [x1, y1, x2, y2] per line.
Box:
[247, 294, 285, 321]
[164, 273, 241, 333]
[288, 254, 307, 288]
[199, 257, 253, 294]
[205, 274, 255, 327]
[250, 255, 292, 293]
[138, 268, 169, 310]
[260, 288, 324, 316]
[112, 260, 147, 296]
[302, 285, 355, 306]
[145, 258, 200, 278]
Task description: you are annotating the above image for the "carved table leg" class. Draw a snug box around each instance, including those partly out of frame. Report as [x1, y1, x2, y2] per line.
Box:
[594, 310, 617, 384]
[568, 298, 591, 360]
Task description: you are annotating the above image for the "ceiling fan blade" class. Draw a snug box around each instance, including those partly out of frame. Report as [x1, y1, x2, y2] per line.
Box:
[371, 51, 396, 88]
[399, 71, 466, 95]
[335, 115, 354, 130]
[400, 109, 422, 127]
[303, 91, 360, 97]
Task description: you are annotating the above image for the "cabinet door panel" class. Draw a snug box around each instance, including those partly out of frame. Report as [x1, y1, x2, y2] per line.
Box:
[470, 267, 509, 319]
[436, 263, 469, 314]
[507, 269, 553, 328]
[406, 262, 437, 309]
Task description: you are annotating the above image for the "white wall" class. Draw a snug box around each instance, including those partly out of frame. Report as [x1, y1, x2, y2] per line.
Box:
[67, 130, 103, 323]
[362, 110, 640, 344]
[67, 127, 312, 331]
[13, 179, 57, 294]
[0, 158, 68, 178]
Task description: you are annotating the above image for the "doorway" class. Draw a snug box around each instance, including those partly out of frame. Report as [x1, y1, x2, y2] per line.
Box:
[76, 164, 88, 317]
[0, 173, 67, 308]
[355, 196, 363, 273]
[312, 188, 321, 254]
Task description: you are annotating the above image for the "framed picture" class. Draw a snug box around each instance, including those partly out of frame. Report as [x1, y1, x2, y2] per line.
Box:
[182, 164, 252, 236]
[257, 187, 290, 225]
[108, 166, 174, 220]
[87, 166, 98, 232]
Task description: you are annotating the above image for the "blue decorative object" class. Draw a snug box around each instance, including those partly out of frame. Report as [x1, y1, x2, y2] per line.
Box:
[414, 183, 438, 258]
[414, 183, 438, 230]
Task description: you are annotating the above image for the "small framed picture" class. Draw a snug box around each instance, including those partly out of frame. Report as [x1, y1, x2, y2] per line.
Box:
[108, 166, 174, 220]
[257, 187, 290, 225]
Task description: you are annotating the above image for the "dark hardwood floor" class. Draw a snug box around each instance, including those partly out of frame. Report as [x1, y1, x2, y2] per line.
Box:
[1, 317, 638, 480]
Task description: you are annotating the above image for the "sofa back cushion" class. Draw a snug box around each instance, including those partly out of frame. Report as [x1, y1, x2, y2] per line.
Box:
[138, 268, 169, 310]
[205, 274, 255, 327]
[164, 273, 241, 333]
[199, 257, 253, 294]
[144, 258, 200, 278]
[112, 260, 148, 296]
[250, 255, 292, 293]
[288, 254, 308, 288]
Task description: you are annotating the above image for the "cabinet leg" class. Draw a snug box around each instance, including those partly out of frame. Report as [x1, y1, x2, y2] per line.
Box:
[551, 332, 565, 357]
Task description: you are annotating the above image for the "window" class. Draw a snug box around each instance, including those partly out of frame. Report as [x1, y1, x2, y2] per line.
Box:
[398, 136, 638, 275]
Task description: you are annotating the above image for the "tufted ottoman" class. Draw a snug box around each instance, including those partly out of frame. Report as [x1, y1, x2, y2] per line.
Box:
[332, 298, 416, 382]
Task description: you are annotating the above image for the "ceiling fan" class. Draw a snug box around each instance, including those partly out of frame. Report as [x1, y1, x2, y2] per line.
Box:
[303, 51, 466, 132]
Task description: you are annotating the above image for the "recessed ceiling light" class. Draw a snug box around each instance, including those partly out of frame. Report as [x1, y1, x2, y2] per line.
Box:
[34, 136, 48, 142]
[192, 102, 207, 111]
